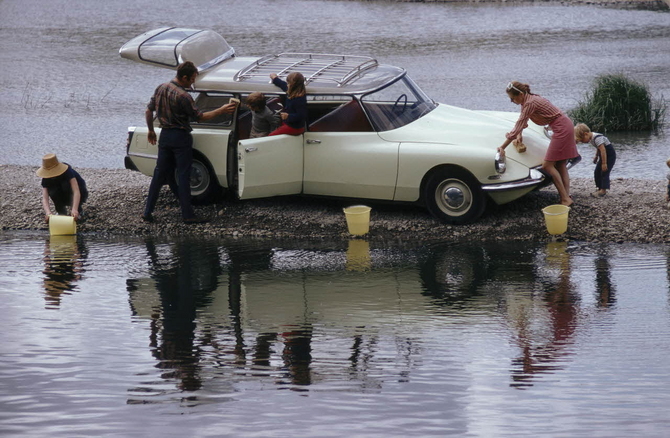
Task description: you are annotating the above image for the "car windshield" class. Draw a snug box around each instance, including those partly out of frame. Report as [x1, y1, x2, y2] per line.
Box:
[360, 76, 436, 132]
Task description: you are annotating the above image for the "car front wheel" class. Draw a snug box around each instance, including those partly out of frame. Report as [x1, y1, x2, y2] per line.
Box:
[424, 167, 486, 225]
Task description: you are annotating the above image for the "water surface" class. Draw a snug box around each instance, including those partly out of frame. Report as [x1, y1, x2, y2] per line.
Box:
[1, 232, 669, 437]
[0, 0, 668, 178]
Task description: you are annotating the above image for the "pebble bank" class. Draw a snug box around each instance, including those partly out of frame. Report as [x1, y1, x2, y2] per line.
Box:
[2, 164, 669, 244]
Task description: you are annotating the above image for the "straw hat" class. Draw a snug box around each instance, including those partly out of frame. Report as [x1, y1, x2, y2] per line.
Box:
[36, 153, 68, 178]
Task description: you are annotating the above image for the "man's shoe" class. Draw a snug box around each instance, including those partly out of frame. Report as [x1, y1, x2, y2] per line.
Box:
[141, 214, 154, 223]
[183, 216, 209, 224]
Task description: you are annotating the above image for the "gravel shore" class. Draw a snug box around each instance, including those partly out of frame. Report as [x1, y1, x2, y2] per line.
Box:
[2, 164, 669, 243]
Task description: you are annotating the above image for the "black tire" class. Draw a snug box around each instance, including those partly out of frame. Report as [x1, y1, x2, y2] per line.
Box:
[423, 167, 486, 225]
[174, 156, 221, 204]
[419, 244, 486, 301]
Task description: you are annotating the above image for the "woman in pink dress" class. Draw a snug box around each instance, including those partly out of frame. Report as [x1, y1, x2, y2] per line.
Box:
[497, 81, 579, 207]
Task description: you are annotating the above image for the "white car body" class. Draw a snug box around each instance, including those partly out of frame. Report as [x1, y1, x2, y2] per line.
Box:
[120, 27, 569, 224]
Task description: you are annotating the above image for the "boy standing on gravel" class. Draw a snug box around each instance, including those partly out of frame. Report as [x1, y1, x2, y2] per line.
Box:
[574, 123, 617, 198]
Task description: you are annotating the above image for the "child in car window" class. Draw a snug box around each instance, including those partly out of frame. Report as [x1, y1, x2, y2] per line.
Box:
[36, 153, 88, 222]
[246, 92, 280, 138]
[269, 72, 307, 136]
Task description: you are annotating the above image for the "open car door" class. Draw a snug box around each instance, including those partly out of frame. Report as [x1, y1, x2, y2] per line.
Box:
[237, 136, 304, 199]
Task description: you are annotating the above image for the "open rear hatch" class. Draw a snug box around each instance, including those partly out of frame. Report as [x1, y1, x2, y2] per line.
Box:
[119, 27, 234, 71]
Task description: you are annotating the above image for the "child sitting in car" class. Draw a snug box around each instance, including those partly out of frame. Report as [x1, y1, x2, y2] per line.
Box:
[269, 72, 308, 136]
[246, 92, 280, 138]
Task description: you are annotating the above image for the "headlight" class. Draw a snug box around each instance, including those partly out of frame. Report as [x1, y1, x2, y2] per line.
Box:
[544, 125, 553, 139]
[495, 152, 506, 174]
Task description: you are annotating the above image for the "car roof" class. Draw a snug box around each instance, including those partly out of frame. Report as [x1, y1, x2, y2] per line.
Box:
[196, 53, 405, 95]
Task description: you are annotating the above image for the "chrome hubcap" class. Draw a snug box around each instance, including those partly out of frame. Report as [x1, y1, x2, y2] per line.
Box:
[189, 161, 210, 196]
[435, 179, 472, 216]
[444, 187, 464, 209]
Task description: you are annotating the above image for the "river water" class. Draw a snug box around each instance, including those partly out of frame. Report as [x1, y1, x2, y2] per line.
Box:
[0, 0, 669, 178]
[2, 232, 670, 437]
[1, 1, 670, 436]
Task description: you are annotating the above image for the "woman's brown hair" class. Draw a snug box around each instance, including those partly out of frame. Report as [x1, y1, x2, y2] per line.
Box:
[286, 72, 306, 99]
[246, 92, 266, 111]
[506, 81, 532, 96]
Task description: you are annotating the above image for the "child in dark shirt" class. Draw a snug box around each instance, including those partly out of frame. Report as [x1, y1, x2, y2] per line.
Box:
[36, 153, 88, 222]
[269, 72, 307, 136]
[574, 123, 617, 198]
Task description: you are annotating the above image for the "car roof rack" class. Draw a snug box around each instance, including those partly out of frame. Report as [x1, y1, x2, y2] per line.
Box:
[233, 53, 378, 87]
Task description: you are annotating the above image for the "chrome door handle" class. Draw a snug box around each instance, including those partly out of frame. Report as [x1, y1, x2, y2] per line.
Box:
[306, 139, 321, 144]
[245, 147, 258, 153]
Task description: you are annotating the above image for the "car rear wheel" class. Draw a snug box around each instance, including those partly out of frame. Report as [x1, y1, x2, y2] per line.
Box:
[174, 156, 221, 204]
[424, 167, 486, 225]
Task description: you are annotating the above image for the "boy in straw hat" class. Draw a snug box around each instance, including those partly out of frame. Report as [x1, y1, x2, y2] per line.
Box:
[36, 153, 88, 222]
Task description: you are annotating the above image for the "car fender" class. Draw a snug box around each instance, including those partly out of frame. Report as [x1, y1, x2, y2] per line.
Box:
[394, 142, 533, 202]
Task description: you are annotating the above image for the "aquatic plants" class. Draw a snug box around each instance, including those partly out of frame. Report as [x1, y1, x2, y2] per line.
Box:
[569, 73, 666, 132]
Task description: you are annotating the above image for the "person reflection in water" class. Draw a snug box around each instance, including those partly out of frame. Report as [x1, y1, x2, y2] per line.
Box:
[510, 242, 579, 389]
[138, 238, 222, 392]
[223, 245, 313, 387]
[595, 254, 616, 308]
[42, 235, 87, 309]
[246, 328, 314, 387]
[280, 325, 313, 387]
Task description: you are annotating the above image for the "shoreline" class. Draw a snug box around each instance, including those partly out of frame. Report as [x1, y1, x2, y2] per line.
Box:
[346, 0, 669, 9]
[3, 164, 669, 243]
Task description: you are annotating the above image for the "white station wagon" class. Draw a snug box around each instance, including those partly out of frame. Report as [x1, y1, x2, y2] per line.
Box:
[120, 27, 569, 224]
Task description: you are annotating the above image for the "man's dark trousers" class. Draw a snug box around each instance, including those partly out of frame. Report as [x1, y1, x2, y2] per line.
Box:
[144, 128, 195, 219]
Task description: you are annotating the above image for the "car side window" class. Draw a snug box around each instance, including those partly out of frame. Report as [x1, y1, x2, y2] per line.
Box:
[309, 99, 373, 133]
[191, 92, 236, 127]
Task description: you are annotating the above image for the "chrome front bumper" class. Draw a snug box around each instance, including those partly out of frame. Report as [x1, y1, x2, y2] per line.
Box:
[483, 155, 581, 193]
[482, 168, 546, 193]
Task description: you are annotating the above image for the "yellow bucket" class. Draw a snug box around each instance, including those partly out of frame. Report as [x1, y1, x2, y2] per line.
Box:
[49, 215, 77, 236]
[343, 205, 371, 235]
[542, 204, 570, 235]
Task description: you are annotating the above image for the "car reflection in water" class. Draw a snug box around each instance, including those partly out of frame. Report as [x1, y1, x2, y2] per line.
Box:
[419, 240, 616, 389]
[127, 238, 318, 397]
[126, 237, 617, 398]
[42, 235, 88, 309]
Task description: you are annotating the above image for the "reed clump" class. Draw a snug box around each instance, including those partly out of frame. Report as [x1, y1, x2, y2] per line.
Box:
[569, 73, 666, 131]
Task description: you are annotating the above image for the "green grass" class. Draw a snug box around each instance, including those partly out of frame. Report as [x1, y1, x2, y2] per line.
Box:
[569, 74, 666, 132]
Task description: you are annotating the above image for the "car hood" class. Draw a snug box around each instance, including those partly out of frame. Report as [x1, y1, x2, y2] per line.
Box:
[377, 104, 549, 167]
